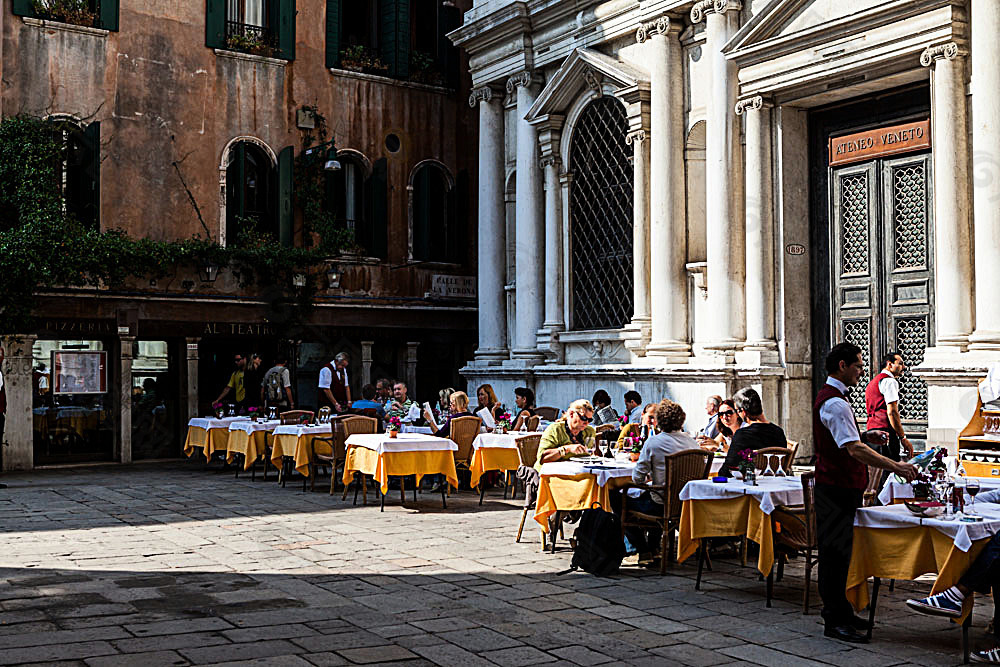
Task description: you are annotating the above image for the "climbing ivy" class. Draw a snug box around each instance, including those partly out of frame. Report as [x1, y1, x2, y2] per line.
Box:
[0, 114, 344, 335]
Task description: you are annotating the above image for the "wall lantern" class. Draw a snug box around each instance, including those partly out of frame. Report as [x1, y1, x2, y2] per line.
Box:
[292, 273, 307, 288]
[199, 263, 219, 283]
[327, 265, 342, 289]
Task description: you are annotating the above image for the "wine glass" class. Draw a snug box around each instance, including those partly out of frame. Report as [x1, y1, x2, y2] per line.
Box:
[774, 455, 787, 477]
[967, 479, 981, 515]
[762, 454, 776, 477]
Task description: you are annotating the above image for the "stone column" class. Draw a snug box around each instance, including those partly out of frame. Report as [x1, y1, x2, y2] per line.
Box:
[640, 17, 690, 360]
[692, 0, 744, 352]
[736, 96, 778, 363]
[469, 85, 509, 364]
[508, 71, 545, 362]
[118, 336, 135, 464]
[360, 340, 374, 386]
[185, 338, 199, 422]
[970, 0, 1000, 350]
[1, 335, 36, 472]
[626, 128, 651, 345]
[921, 43, 974, 350]
[539, 155, 565, 360]
[405, 342, 419, 396]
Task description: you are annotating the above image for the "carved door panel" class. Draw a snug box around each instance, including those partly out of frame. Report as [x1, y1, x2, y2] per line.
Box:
[830, 153, 933, 439]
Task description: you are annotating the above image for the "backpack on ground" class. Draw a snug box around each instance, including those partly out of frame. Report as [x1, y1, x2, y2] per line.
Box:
[569, 508, 625, 576]
[264, 367, 284, 404]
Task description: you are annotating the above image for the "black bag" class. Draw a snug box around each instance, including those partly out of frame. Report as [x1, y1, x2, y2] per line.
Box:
[570, 507, 625, 576]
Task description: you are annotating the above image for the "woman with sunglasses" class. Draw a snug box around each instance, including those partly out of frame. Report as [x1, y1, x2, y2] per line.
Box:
[697, 399, 742, 453]
[534, 399, 597, 469]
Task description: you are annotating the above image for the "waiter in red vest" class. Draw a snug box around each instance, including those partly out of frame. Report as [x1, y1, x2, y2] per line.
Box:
[318, 352, 351, 413]
[814, 342, 917, 643]
[864, 351, 914, 462]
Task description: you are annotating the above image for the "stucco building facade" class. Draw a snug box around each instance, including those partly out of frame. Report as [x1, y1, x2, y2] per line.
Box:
[453, 0, 998, 457]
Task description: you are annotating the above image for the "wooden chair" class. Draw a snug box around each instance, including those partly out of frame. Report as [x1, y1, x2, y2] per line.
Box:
[534, 406, 561, 421]
[595, 424, 615, 434]
[257, 410, 315, 484]
[527, 415, 541, 432]
[787, 439, 800, 466]
[451, 416, 482, 492]
[620, 449, 712, 574]
[305, 414, 355, 492]
[514, 434, 545, 549]
[280, 410, 314, 425]
[768, 472, 817, 612]
[863, 463, 883, 506]
[753, 447, 794, 474]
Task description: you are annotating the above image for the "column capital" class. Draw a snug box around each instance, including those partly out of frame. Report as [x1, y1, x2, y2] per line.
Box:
[920, 42, 966, 67]
[468, 85, 501, 107]
[635, 16, 678, 43]
[539, 155, 562, 170]
[625, 129, 647, 146]
[735, 96, 771, 115]
[691, 0, 741, 24]
[506, 71, 542, 94]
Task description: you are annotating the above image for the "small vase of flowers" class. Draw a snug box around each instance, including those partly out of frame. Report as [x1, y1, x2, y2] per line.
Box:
[626, 436, 642, 462]
[386, 416, 401, 438]
[212, 402, 225, 419]
[738, 449, 757, 485]
[496, 412, 512, 434]
[248, 406, 259, 423]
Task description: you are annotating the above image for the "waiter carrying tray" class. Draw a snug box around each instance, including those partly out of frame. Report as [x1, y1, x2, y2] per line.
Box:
[864, 351, 914, 462]
[814, 342, 918, 644]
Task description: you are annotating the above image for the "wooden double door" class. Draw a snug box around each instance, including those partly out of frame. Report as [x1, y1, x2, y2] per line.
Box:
[830, 152, 934, 440]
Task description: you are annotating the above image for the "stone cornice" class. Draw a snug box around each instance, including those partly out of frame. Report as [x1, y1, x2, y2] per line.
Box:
[920, 41, 965, 66]
[691, 0, 742, 24]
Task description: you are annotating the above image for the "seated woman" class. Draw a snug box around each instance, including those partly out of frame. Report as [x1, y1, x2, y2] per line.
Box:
[535, 399, 596, 469]
[475, 383, 503, 423]
[437, 387, 455, 415]
[697, 398, 741, 452]
[591, 389, 619, 426]
[423, 390, 474, 438]
[616, 403, 657, 448]
[512, 386, 537, 431]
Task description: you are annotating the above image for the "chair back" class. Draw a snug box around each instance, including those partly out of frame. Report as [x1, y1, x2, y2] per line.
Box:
[317, 406, 332, 423]
[342, 415, 378, 438]
[449, 416, 482, 463]
[786, 439, 800, 466]
[358, 407, 379, 419]
[280, 410, 314, 425]
[595, 423, 614, 434]
[664, 449, 713, 521]
[753, 447, 793, 472]
[534, 406, 560, 421]
[527, 415, 541, 432]
[802, 471, 817, 548]
[515, 433, 542, 468]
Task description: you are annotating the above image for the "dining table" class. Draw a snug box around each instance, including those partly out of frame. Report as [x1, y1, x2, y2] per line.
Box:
[270, 423, 333, 480]
[469, 432, 537, 494]
[225, 419, 280, 471]
[342, 433, 458, 511]
[184, 416, 249, 461]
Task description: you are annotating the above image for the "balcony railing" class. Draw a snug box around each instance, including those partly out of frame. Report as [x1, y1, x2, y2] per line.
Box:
[224, 20, 277, 56]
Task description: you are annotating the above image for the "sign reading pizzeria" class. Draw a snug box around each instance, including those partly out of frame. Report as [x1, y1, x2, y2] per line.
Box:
[829, 119, 931, 167]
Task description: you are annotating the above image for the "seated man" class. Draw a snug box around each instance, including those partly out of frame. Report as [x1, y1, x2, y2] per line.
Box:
[718, 387, 787, 477]
[385, 381, 415, 422]
[613, 399, 700, 561]
[351, 384, 385, 418]
[907, 487, 1000, 663]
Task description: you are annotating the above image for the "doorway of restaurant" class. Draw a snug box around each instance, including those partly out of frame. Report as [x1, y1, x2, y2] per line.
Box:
[197, 337, 282, 415]
[809, 84, 933, 442]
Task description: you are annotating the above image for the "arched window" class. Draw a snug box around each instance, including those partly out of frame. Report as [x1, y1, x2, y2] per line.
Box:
[411, 161, 464, 263]
[48, 117, 100, 230]
[226, 141, 277, 246]
[326, 153, 387, 258]
[569, 96, 634, 330]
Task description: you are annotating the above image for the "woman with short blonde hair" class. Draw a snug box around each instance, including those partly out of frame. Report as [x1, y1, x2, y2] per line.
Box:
[536, 399, 597, 469]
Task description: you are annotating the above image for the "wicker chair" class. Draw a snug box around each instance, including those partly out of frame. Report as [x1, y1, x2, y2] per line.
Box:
[786, 439, 800, 466]
[280, 410, 314, 425]
[317, 415, 377, 503]
[305, 414, 356, 492]
[768, 472, 817, 612]
[595, 423, 615, 434]
[527, 415, 541, 432]
[450, 416, 482, 490]
[620, 449, 713, 575]
[753, 447, 794, 474]
[534, 406, 561, 421]
[514, 434, 545, 549]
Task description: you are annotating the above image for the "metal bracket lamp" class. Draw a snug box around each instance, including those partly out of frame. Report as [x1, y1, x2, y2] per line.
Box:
[302, 140, 341, 171]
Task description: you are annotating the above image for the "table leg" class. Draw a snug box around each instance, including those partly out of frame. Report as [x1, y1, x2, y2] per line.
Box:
[400, 476, 406, 506]
[993, 584, 1000, 640]
[380, 483, 386, 512]
[479, 481, 487, 506]
[696, 543, 706, 591]
[766, 567, 773, 608]
[963, 611, 972, 664]
[441, 482, 447, 509]
[866, 576, 880, 642]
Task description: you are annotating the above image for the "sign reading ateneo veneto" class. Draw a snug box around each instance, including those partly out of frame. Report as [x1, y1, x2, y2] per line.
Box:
[829, 119, 931, 167]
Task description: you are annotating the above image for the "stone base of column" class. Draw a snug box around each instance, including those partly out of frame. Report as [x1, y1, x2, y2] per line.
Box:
[470, 349, 510, 367]
[736, 341, 779, 367]
[644, 340, 691, 363]
[536, 327, 564, 365]
[969, 330, 1000, 351]
[623, 318, 652, 359]
[504, 350, 545, 368]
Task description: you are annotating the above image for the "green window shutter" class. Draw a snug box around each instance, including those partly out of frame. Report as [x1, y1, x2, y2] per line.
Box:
[12, 0, 33, 17]
[84, 121, 101, 229]
[438, 5, 460, 88]
[380, 0, 409, 78]
[325, 0, 341, 68]
[277, 146, 294, 247]
[99, 0, 119, 31]
[272, 0, 295, 61]
[205, 0, 225, 49]
[370, 158, 388, 259]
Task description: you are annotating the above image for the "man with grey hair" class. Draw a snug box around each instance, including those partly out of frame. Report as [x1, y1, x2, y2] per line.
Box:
[718, 387, 787, 477]
[318, 351, 351, 413]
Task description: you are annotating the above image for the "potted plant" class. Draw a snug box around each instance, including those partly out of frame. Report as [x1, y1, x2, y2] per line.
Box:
[30, 0, 97, 28]
[409, 50, 444, 85]
[495, 412, 512, 434]
[213, 402, 225, 419]
[248, 406, 259, 423]
[627, 436, 642, 462]
[339, 46, 389, 75]
[386, 415, 401, 438]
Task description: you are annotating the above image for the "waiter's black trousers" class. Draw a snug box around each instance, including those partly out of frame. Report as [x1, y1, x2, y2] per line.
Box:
[815, 484, 863, 626]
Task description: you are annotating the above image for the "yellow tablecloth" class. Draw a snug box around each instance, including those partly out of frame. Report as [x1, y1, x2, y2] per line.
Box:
[226, 430, 270, 471]
[677, 496, 775, 577]
[183, 426, 230, 461]
[534, 474, 613, 531]
[846, 526, 990, 623]
[342, 446, 458, 495]
[271, 433, 331, 476]
[469, 448, 521, 490]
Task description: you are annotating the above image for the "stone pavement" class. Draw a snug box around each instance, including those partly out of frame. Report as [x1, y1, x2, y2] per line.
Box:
[0, 462, 987, 666]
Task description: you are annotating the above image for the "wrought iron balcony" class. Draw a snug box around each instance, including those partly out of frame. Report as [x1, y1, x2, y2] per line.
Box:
[224, 20, 277, 56]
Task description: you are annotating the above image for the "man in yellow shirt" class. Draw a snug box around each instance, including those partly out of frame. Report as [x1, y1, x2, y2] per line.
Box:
[214, 353, 247, 410]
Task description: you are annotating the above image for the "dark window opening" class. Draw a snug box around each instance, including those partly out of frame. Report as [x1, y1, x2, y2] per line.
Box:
[341, 0, 378, 51]
[412, 163, 464, 264]
[225, 0, 276, 54]
[326, 156, 387, 259]
[49, 119, 100, 230]
[226, 141, 277, 247]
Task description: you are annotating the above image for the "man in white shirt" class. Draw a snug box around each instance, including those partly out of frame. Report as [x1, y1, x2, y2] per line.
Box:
[813, 342, 917, 644]
[317, 352, 351, 413]
[864, 351, 914, 461]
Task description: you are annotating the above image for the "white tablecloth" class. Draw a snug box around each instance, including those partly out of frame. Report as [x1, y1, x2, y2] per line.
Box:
[345, 433, 457, 453]
[855, 502, 1000, 552]
[401, 425, 434, 435]
[189, 416, 249, 430]
[539, 459, 636, 488]
[228, 419, 280, 434]
[272, 423, 331, 438]
[877, 475, 1000, 506]
[680, 477, 803, 515]
[472, 432, 542, 450]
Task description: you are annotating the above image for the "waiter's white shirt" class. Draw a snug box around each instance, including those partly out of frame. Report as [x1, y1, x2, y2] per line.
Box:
[317, 363, 349, 391]
[878, 372, 900, 404]
[819, 376, 862, 448]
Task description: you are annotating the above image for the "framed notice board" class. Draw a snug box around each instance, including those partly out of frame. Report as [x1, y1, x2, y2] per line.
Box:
[52, 350, 108, 395]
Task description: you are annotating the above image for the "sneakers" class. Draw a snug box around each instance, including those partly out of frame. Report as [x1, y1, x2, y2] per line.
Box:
[905, 590, 964, 618]
[972, 648, 1000, 663]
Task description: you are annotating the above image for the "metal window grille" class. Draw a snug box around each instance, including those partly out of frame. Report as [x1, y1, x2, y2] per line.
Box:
[569, 97, 634, 330]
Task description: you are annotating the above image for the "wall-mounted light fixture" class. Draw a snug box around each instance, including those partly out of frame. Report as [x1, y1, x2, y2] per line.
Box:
[327, 265, 341, 289]
[293, 273, 307, 288]
[198, 262, 220, 283]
